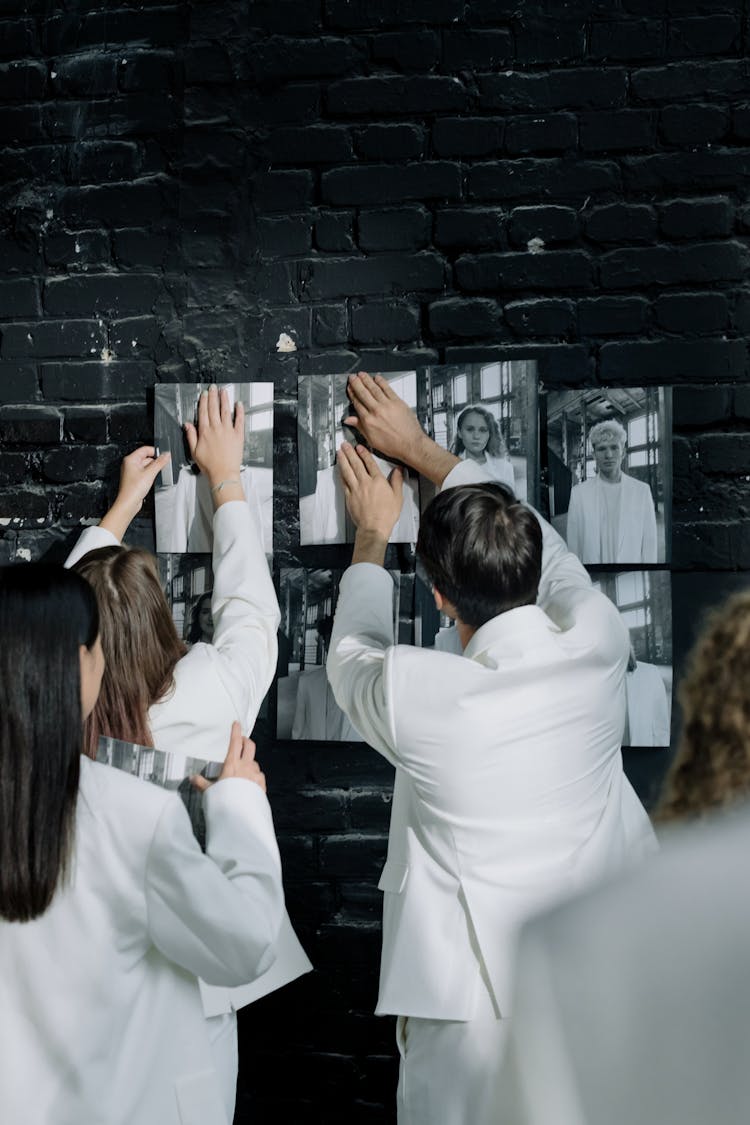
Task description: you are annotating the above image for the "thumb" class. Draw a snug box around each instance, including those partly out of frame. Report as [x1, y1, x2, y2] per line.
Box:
[184, 422, 198, 460]
[190, 774, 211, 792]
[388, 465, 404, 502]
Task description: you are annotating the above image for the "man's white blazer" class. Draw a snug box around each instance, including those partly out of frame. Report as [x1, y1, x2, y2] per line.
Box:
[327, 460, 657, 1022]
[0, 759, 284, 1125]
[566, 473, 658, 564]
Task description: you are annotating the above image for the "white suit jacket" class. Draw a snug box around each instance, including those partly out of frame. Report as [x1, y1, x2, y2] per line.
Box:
[566, 473, 658, 564]
[292, 665, 363, 741]
[0, 758, 284, 1125]
[624, 660, 671, 747]
[500, 807, 750, 1125]
[327, 460, 656, 1021]
[66, 502, 312, 1013]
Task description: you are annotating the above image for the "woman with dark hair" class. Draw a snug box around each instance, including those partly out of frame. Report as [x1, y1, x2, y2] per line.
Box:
[66, 385, 311, 1117]
[188, 590, 214, 645]
[451, 404, 515, 492]
[656, 591, 750, 824]
[0, 564, 284, 1125]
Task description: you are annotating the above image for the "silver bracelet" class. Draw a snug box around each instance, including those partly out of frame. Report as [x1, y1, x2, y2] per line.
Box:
[210, 478, 241, 494]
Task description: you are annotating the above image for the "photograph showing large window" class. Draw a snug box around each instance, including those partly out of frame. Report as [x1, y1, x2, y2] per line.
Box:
[591, 569, 673, 747]
[154, 382, 274, 556]
[546, 386, 671, 565]
[277, 566, 412, 740]
[297, 371, 421, 545]
[418, 359, 539, 505]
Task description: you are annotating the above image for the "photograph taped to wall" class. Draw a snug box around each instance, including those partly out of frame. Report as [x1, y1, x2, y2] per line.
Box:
[154, 382, 274, 556]
[298, 371, 421, 545]
[417, 360, 539, 506]
[591, 569, 673, 748]
[277, 566, 412, 741]
[546, 387, 671, 565]
[157, 554, 215, 645]
[97, 736, 220, 846]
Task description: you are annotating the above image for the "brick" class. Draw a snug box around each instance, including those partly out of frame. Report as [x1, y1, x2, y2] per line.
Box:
[655, 293, 729, 334]
[370, 30, 441, 71]
[40, 361, 156, 401]
[668, 15, 741, 58]
[455, 250, 593, 292]
[112, 229, 174, 269]
[479, 69, 627, 111]
[2, 145, 63, 184]
[1, 105, 43, 142]
[355, 124, 425, 161]
[599, 339, 747, 383]
[0, 452, 28, 485]
[319, 835, 387, 878]
[272, 788, 348, 833]
[258, 216, 312, 258]
[314, 213, 355, 253]
[631, 60, 750, 102]
[59, 181, 167, 227]
[255, 171, 314, 213]
[246, 0, 322, 33]
[514, 16, 587, 63]
[62, 406, 109, 443]
[351, 301, 420, 344]
[118, 51, 179, 93]
[313, 305, 348, 346]
[673, 386, 731, 428]
[298, 349, 361, 376]
[505, 114, 577, 154]
[672, 522, 732, 569]
[0, 488, 48, 521]
[51, 53, 117, 96]
[0, 362, 38, 402]
[0, 61, 46, 99]
[42, 445, 121, 484]
[432, 118, 503, 159]
[44, 8, 186, 52]
[589, 19, 664, 60]
[659, 105, 729, 146]
[428, 297, 504, 339]
[348, 788, 393, 831]
[508, 205, 579, 246]
[268, 126, 353, 165]
[578, 297, 649, 336]
[434, 208, 506, 251]
[600, 242, 746, 289]
[732, 386, 750, 420]
[585, 203, 656, 243]
[0, 406, 62, 445]
[296, 253, 446, 300]
[0, 17, 36, 58]
[1, 320, 107, 359]
[44, 275, 165, 317]
[0, 278, 41, 318]
[579, 110, 655, 152]
[658, 197, 734, 239]
[469, 158, 619, 201]
[56, 482, 109, 523]
[732, 105, 750, 141]
[442, 29, 513, 69]
[327, 75, 467, 117]
[110, 317, 162, 356]
[322, 162, 461, 206]
[504, 299, 575, 337]
[45, 230, 110, 271]
[324, 0, 463, 27]
[250, 83, 321, 125]
[44, 95, 179, 139]
[251, 36, 363, 81]
[733, 292, 750, 333]
[444, 343, 592, 383]
[699, 433, 750, 474]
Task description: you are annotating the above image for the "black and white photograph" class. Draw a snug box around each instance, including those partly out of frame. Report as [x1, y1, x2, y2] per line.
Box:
[154, 381, 274, 556]
[298, 371, 422, 546]
[157, 554, 215, 645]
[277, 567, 412, 740]
[96, 735, 220, 844]
[546, 386, 671, 565]
[418, 359, 539, 506]
[592, 569, 673, 748]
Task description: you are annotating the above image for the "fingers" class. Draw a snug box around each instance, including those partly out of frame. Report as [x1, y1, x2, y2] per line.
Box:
[355, 443, 387, 480]
[233, 399, 245, 435]
[388, 464, 405, 501]
[373, 374, 398, 400]
[197, 388, 209, 433]
[207, 384, 221, 427]
[225, 719, 244, 764]
[240, 735, 257, 762]
[337, 441, 366, 490]
[184, 421, 197, 459]
[347, 372, 380, 414]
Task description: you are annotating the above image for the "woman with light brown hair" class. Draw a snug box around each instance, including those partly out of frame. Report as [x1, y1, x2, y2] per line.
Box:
[656, 590, 750, 824]
[65, 385, 311, 1120]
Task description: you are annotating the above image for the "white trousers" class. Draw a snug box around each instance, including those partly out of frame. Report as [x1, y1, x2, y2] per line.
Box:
[206, 1011, 239, 1123]
[395, 989, 509, 1125]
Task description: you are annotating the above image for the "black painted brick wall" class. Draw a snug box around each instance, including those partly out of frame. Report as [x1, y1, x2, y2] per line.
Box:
[2, 2, 750, 1121]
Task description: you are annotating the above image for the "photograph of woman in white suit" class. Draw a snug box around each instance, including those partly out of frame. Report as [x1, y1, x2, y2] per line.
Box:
[451, 404, 516, 492]
[0, 564, 285, 1125]
[66, 387, 311, 1119]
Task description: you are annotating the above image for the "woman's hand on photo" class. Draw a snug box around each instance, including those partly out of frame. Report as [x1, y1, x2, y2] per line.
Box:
[184, 385, 244, 489]
[192, 721, 267, 794]
[99, 446, 171, 540]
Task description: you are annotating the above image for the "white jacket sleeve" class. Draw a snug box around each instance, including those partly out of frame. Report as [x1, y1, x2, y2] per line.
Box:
[208, 501, 280, 730]
[145, 779, 285, 987]
[64, 525, 122, 568]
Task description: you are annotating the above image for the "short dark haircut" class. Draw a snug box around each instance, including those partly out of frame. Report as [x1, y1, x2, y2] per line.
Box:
[0, 564, 99, 922]
[417, 483, 543, 628]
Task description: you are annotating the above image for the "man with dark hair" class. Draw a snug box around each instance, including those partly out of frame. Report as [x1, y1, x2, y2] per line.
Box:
[326, 373, 656, 1125]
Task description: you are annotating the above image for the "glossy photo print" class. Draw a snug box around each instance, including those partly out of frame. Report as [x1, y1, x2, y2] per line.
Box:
[154, 382, 274, 557]
[546, 386, 671, 566]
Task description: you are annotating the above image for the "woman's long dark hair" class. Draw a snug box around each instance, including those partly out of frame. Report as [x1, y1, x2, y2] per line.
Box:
[0, 565, 99, 922]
